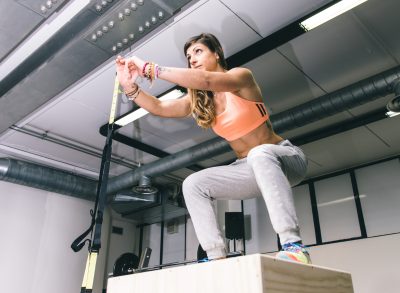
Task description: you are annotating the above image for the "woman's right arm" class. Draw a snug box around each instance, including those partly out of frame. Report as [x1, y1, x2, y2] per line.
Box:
[116, 56, 191, 118]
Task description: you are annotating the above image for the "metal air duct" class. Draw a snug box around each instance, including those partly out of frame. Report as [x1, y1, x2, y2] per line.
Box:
[0, 158, 96, 200]
[271, 66, 400, 133]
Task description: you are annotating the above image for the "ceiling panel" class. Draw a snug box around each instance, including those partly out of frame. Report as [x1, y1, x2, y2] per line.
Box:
[302, 124, 395, 178]
[24, 99, 109, 148]
[128, 0, 262, 96]
[278, 5, 398, 93]
[354, 0, 400, 63]
[0, 0, 43, 59]
[220, 0, 332, 38]
[366, 115, 400, 152]
[244, 49, 325, 114]
[2, 132, 103, 174]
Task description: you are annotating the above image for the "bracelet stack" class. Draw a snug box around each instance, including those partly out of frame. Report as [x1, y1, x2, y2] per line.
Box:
[124, 84, 141, 101]
[142, 62, 160, 86]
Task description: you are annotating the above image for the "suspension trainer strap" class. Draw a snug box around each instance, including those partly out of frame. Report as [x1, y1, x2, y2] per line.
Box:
[73, 75, 120, 293]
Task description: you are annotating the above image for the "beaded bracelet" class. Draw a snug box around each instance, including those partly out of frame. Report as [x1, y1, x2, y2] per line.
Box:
[125, 84, 141, 101]
[142, 62, 160, 86]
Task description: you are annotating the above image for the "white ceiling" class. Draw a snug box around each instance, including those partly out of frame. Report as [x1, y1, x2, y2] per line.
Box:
[0, 0, 399, 184]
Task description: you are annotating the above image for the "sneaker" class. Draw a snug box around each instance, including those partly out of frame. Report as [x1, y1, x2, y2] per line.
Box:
[276, 242, 312, 264]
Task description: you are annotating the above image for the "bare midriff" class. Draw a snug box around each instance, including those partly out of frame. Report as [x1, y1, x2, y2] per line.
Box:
[228, 123, 283, 159]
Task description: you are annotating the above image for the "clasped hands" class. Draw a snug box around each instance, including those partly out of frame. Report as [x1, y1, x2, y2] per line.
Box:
[116, 55, 146, 91]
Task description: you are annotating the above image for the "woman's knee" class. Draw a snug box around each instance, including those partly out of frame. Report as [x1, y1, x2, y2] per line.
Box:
[182, 171, 207, 198]
[247, 144, 277, 166]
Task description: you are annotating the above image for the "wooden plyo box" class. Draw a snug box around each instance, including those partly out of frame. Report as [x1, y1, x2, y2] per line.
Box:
[107, 253, 353, 293]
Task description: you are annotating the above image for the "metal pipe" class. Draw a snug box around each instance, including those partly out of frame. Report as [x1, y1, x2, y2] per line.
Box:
[0, 158, 97, 200]
[271, 66, 400, 133]
[106, 137, 230, 194]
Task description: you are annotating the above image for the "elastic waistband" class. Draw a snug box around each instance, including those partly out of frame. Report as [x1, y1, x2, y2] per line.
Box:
[277, 139, 293, 146]
[232, 140, 294, 164]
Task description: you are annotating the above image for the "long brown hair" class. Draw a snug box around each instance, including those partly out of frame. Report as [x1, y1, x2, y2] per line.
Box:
[184, 33, 227, 128]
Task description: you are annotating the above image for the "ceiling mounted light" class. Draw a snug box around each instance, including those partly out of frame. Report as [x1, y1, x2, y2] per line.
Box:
[115, 89, 185, 126]
[130, 2, 138, 10]
[300, 0, 368, 31]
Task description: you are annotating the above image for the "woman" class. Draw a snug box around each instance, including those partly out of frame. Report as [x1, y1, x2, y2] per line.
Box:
[116, 33, 311, 264]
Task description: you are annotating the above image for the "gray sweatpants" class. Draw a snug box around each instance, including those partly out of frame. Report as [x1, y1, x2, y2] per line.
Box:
[182, 140, 308, 259]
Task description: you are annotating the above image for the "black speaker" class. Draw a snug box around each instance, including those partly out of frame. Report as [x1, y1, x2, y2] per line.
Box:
[225, 212, 244, 239]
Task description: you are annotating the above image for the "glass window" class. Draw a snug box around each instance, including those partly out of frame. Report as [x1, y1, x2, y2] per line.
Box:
[355, 159, 400, 236]
[314, 174, 361, 242]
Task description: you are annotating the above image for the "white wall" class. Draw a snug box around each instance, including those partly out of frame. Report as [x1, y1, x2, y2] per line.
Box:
[309, 234, 400, 293]
[0, 181, 110, 293]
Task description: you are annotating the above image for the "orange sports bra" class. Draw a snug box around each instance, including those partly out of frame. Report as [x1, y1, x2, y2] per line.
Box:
[212, 92, 269, 141]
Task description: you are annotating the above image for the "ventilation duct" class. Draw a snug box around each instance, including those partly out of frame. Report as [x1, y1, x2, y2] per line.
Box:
[0, 158, 96, 200]
[111, 175, 160, 214]
[271, 66, 400, 133]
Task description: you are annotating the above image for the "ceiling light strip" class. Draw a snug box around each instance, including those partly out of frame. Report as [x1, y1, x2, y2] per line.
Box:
[115, 89, 186, 126]
[300, 0, 368, 31]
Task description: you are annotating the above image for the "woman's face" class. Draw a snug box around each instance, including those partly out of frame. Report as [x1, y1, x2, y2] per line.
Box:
[186, 42, 219, 71]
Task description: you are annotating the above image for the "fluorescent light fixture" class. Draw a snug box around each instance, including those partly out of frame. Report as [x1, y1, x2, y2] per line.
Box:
[115, 89, 186, 126]
[386, 111, 400, 118]
[300, 0, 368, 31]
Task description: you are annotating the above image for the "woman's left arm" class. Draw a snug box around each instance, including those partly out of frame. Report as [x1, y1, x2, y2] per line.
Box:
[128, 56, 255, 92]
